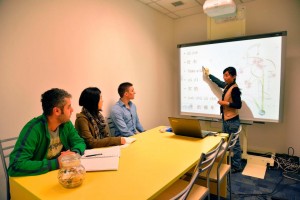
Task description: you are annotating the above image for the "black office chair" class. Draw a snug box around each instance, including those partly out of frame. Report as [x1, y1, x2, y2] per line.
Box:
[155, 138, 225, 200]
[106, 117, 116, 136]
[0, 137, 18, 200]
[199, 126, 242, 200]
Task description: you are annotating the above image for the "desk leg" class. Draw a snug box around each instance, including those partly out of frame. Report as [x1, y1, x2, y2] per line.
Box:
[241, 125, 274, 167]
[241, 124, 248, 160]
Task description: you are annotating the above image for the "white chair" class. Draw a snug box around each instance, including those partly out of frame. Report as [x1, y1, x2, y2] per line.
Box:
[155, 138, 225, 200]
[0, 137, 18, 200]
[199, 126, 242, 200]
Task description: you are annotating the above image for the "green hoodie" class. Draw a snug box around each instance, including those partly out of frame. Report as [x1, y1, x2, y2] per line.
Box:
[8, 115, 86, 177]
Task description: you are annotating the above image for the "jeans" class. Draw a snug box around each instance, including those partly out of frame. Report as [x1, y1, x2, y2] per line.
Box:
[223, 117, 242, 170]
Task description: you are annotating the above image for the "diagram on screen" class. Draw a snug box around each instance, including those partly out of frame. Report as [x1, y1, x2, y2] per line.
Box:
[243, 43, 278, 116]
[180, 35, 283, 122]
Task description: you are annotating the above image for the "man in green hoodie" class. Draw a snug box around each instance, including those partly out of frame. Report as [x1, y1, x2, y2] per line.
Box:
[8, 88, 86, 176]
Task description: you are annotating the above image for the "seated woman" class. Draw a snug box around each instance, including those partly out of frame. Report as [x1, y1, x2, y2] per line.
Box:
[75, 87, 126, 148]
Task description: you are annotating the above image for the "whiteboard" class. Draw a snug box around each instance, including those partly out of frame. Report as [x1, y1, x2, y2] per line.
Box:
[179, 31, 286, 123]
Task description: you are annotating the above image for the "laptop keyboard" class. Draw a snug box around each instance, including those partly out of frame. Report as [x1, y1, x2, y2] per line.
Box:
[202, 130, 217, 137]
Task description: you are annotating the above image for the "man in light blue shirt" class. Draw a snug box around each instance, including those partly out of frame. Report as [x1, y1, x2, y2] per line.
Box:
[110, 82, 144, 137]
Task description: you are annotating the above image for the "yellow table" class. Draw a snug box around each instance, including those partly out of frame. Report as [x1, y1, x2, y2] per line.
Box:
[10, 126, 224, 200]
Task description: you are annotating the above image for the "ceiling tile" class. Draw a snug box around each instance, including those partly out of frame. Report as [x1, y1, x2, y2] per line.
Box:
[195, 0, 206, 5]
[136, 0, 254, 19]
[166, 12, 180, 19]
[155, 0, 200, 12]
[138, 0, 159, 3]
[174, 5, 204, 17]
[137, 0, 153, 3]
[148, 2, 170, 14]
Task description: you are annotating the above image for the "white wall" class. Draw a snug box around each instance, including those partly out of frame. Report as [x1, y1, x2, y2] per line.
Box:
[0, 0, 176, 140]
[174, 0, 300, 156]
[1, 0, 299, 158]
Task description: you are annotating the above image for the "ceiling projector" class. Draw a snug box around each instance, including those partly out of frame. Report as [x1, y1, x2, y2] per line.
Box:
[203, 0, 237, 17]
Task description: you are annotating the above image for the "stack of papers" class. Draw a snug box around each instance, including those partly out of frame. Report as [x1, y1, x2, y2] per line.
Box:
[124, 137, 136, 144]
[121, 137, 137, 148]
[81, 146, 120, 171]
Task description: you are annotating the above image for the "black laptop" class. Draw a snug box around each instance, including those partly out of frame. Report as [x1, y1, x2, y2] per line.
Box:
[168, 117, 214, 138]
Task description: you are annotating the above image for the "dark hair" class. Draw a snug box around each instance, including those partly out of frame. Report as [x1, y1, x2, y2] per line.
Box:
[223, 66, 237, 77]
[118, 82, 133, 98]
[41, 88, 72, 116]
[79, 87, 101, 116]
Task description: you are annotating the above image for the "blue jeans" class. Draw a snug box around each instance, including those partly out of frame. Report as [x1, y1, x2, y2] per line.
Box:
[223, 117, 242, 170]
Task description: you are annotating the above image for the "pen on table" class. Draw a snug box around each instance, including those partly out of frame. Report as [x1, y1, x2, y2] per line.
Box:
[85, 153, 103, 157]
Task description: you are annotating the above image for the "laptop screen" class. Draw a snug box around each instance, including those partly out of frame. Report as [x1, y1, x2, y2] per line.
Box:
[168, 117, 206, 138]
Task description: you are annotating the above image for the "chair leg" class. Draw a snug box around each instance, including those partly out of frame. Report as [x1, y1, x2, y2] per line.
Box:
[228, 171, 232, 200]
[207, 179, 211, 200]
[217, 181, 220, 200]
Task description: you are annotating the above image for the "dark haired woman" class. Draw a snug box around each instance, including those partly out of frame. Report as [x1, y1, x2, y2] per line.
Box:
[203, 66, 243, 173]
[75, 87, 126, 148]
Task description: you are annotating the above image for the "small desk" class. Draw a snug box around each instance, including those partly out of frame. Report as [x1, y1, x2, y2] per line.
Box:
[10, 126, 223, 200]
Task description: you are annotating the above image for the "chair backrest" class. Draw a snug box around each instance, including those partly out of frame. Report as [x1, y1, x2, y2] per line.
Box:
[171, 138, 225, 200]
[0, 137, 18, 200]
[227, 125, 242, 151]
[106, 117, 116, 137]
[219, 125, 242, 166]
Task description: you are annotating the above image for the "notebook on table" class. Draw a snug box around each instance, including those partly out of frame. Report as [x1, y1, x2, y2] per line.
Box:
[168, 117, 216, 138]
[80, 146, 120, 171]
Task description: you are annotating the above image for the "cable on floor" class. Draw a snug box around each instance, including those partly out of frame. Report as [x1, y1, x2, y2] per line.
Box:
[282, 171, 300, 182]
[273, 147, 300, 182]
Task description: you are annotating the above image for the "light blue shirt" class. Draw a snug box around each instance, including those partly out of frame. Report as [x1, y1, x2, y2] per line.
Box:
[110, 100, 144, 137]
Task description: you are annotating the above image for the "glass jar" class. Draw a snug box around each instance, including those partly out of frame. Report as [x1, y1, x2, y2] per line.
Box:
[57, 153, 86, 188]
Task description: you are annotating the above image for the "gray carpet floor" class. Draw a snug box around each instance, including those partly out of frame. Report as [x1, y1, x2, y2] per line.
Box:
[210, 160, 300, 200]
